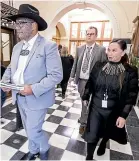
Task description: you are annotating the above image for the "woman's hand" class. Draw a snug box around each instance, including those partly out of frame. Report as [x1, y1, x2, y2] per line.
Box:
[116, 117, 126, 128]
[69, 77, 74, 84]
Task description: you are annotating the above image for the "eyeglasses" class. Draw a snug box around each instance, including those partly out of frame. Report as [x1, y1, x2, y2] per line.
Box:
[15, 21, 34, 27]
[86, 33, 95, 36]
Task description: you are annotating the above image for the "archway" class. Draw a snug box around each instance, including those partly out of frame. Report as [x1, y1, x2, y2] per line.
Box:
[46, 1, 121, 39]
[57, 22, 66, 37]
[52, 26, 61, 45]
[52, 22, 67, 45]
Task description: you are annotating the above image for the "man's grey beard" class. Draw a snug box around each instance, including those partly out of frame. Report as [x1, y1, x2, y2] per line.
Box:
[18, 29, 33, 41]
[16, 18, 34, 41]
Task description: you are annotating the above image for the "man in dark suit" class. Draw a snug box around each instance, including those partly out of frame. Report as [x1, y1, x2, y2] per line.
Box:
[70, 26, 107, 134]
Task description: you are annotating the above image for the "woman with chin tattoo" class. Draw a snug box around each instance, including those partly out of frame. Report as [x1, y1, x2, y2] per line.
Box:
[82, 39, 138, 160]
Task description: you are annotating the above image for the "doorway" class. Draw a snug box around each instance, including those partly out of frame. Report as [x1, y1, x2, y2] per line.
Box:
[1, 28, 14, 67]
[1, 28, 14, 98]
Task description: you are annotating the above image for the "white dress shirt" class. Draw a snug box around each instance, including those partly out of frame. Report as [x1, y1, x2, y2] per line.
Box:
[13, 33, 38, 85]
[80, 43, 95, 80]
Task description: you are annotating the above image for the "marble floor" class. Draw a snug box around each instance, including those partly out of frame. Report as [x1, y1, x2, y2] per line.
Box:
[1, 84, 139, 160]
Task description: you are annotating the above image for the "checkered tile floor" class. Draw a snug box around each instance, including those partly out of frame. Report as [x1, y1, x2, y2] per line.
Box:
[1, 84, 139, 160]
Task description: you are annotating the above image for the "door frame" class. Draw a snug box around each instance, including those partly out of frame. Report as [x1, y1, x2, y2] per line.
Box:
[1, 28, 15, 67]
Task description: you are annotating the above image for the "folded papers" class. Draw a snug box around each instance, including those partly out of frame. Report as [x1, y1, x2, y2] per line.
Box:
[0, 82, 24, 90]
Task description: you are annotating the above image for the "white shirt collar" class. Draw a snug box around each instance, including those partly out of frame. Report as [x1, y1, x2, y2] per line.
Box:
[24, 33, 39, 47]
[86, 43, 95, 49]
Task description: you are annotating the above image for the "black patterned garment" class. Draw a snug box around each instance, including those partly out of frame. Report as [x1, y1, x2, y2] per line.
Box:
[82, 61, 138, 144]
[92, 69, 121, 110]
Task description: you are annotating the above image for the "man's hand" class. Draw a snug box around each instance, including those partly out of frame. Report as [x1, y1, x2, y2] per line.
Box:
[83, 100, 88, 107]
[20, 85, 33, 96]
[1, 87, 11, 92]
[116, 117, 126, 128]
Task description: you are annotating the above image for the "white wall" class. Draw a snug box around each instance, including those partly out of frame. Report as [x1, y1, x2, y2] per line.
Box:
[66, 8, 109, 21]
[60, 38, 69, 47]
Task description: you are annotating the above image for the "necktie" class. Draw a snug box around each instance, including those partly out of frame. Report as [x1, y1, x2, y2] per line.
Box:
[82, 47, 92, 73]
[20, 42, 30, 56]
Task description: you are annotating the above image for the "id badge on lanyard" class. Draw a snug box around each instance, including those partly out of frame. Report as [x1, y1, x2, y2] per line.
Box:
[102, 89, 108, 108]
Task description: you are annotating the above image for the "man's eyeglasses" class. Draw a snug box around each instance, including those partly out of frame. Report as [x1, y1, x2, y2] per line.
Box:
[86, 33, 95, 36]
[15, 21, 34, 27]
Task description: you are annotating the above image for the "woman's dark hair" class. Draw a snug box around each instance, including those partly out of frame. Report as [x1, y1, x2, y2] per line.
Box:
[110, 39, 127, 51]
[121, 53, 129, 64]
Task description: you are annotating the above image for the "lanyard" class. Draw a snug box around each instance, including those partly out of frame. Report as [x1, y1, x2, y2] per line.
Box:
[104, 74, 109, 100]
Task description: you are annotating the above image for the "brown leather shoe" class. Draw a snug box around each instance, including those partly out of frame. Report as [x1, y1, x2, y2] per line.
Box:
[79, 126, 86, 135]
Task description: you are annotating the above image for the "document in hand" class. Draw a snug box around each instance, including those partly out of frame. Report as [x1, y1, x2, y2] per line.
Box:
[0, 82, 24, 90]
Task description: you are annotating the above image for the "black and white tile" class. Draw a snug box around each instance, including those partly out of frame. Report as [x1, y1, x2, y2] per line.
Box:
[1, 84, 139, 160]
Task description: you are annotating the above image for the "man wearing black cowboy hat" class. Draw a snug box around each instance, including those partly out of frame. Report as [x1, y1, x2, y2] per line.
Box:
[2, 4, 63, 160]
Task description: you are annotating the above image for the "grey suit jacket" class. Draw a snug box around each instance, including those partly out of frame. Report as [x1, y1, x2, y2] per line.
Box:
[70, 43, 107, 84]
[2, 35, 63, 110]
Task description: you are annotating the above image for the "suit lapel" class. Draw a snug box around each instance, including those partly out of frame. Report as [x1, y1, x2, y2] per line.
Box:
[25, 35, 42, 69]
[13, 41, 24, 73]
[78, 45, 86, 70]
[90, 44, 99, 71]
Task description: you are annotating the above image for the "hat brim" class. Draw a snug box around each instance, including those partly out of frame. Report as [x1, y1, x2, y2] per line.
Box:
[7, 13, 47, 31]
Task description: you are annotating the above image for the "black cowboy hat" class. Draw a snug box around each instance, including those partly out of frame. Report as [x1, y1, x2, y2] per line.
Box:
[6, 4, 47, 31]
